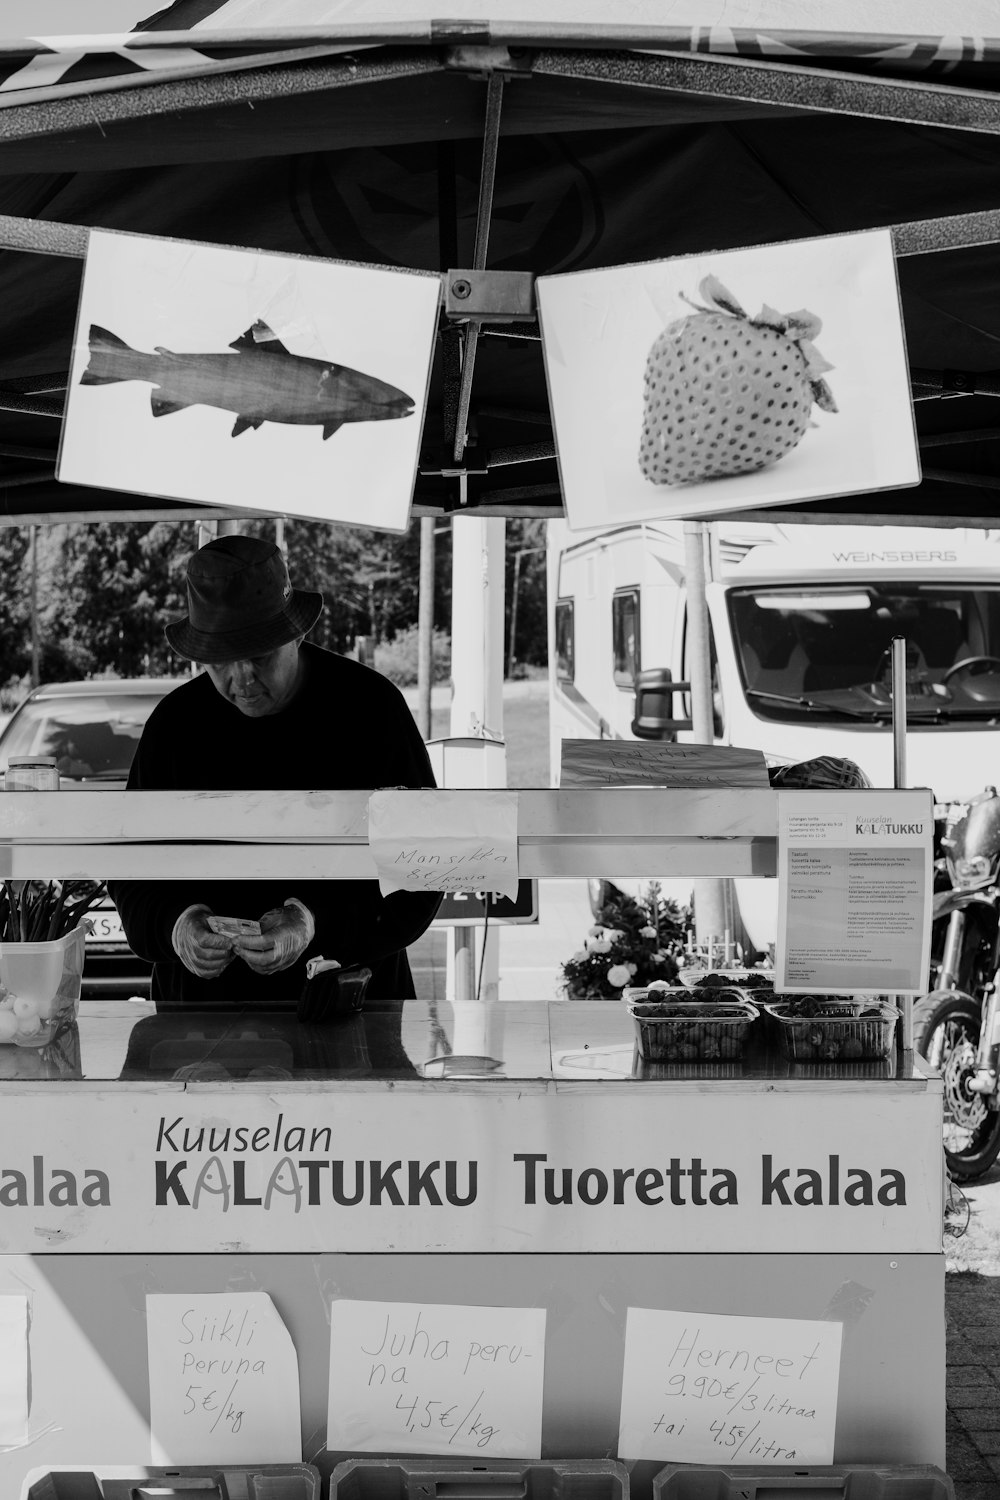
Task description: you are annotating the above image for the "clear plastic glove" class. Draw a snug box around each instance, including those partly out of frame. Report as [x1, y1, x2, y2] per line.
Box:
[171, 904, 234, 979]
[233, 897, 316, 976]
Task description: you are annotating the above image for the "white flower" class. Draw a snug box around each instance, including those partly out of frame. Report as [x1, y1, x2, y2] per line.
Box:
[651, 952, 668, 964]
[588, 925, 605, 938]
[603, 928, 626, 943]
[627, 962, 638, 975]
[569, 950, 589, 964]
[639, 925, 658, 939]
[607, 964, 632, 987]
[586, 937, 612, 954]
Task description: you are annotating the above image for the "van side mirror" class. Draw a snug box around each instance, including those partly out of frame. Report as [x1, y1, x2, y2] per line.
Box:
[631, 667, 694, 740]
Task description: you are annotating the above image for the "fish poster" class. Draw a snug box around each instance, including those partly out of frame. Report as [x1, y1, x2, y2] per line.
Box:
[536, 228, 919, 531]
[58, 229, 442, 532]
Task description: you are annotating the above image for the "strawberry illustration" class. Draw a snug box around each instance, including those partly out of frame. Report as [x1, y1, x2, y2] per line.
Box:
[639, 274, 837, 487]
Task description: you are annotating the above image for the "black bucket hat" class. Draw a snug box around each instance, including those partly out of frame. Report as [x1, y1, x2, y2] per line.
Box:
[164, 535, 324, 663]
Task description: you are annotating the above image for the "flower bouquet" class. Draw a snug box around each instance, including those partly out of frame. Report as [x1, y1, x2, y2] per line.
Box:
[0, 879, 106, 1046]
[561, 882, 686, 1000]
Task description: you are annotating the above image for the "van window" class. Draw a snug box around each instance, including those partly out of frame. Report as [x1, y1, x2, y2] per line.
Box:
[612, 589, 640, 687]
[555, 599, 574, 681]
[728, 581, 1000, 724]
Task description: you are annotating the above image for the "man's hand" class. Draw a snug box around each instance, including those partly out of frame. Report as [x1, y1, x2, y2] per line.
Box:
[233, 898, 315, 975]
[171, 904, 235, 978]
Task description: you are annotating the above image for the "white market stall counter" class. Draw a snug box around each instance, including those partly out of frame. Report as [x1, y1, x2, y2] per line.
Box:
[0, 788, 946, 1496]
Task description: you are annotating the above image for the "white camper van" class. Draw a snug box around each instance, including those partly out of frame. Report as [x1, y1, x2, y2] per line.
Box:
[547, 519, 1000, 949]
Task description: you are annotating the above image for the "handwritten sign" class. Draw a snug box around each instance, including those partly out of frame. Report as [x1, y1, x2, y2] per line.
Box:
[0, 1296, 27, 1445]
[146, 1292, 301, 1464]
[327, 1299, 546, 1458]
[618, 1307, 842, 1464]
[368, 790, 520, 899]
[560, 742, 769, 788]
[776, 789, 933, 994]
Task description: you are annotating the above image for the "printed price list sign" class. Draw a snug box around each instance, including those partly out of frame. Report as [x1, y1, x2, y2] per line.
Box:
[327, 1299, 545, 1458]
[618, 1307, 842, 1464]
[775, 789, 933, 995]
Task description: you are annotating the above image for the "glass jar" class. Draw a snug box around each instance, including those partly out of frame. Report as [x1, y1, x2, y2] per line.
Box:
[5, 756, 60, 791]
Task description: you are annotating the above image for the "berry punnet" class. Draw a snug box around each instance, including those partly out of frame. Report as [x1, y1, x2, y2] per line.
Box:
[639, 274, 838, 487]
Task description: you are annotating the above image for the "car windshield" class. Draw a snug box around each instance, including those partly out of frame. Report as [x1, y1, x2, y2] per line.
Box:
[0, 692, 162, 781]
[728, 582, 1000, 725]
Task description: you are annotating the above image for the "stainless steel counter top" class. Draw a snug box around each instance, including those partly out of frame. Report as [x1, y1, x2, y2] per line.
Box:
[1, 997, 928, 1088]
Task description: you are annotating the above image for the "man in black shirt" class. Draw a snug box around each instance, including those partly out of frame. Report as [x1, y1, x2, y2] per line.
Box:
[109, 534, 441, 1010]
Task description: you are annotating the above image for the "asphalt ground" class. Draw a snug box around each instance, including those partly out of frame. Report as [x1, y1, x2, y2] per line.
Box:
[946, 1270, 1000, 1497]
[944, 1160, 1000, 1497]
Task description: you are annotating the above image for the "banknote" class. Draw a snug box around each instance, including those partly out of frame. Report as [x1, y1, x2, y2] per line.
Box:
[207, 915, 262, 938]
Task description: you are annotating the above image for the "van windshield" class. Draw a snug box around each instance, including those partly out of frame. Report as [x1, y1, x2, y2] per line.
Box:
[728, 582, 1000, 725]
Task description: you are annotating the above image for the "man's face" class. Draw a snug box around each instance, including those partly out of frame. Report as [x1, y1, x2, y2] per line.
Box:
[204, 639, 304, 717]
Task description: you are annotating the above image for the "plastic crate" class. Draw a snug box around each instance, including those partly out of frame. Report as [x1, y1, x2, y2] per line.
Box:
[20, 1465, 321, 1500]
[762, 1001, 899, 1061]
[633, 1055, 743, 1081]
[677, 968, 776, 996]
[771, 993, 885, 1018]
[652, 1462, 954, 1499]
[787, 1057, 896, 1082]
[329, 1459, 629, 1500]
[624, 989, 759, 1063]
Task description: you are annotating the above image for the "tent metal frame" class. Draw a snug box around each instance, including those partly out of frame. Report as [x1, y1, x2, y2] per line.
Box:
[1, 38, 1000, 517]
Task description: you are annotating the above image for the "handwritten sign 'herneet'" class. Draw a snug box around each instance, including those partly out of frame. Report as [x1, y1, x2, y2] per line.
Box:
[618, 1307, 842, 1464]
[368, 789, 520, 899]
[327, 1299, 546, 1458]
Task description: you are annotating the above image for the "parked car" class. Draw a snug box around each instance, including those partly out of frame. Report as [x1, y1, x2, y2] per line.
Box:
[0, 677, 187, 996]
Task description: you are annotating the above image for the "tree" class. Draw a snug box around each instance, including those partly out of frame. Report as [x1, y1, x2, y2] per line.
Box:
[33, 511, 464, 682]
[45, 520, 198, 677]
[0, 526, 31, 683]
[282, 518, 452, 652]
[505, 517, 548, 673]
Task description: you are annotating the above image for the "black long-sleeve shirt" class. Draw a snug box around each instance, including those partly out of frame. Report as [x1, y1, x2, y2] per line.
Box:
[108, 642, 441, 1009]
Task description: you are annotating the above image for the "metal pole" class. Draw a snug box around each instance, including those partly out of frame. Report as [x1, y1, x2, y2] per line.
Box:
[452, 69, 505, 462]
[29, 524, 39, 689]
[684, 520, 729, 956]
[891, 635, 907, 790]
[890, 634, 913, 1056]
[446, 495, 506, 1003]
[683, 522, 714, 743]
[507, 548, 522, 679]
[416, 514, 436, 738]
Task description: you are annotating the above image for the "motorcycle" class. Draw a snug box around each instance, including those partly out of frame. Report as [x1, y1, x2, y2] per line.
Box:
[915, 786, 1000, 1181]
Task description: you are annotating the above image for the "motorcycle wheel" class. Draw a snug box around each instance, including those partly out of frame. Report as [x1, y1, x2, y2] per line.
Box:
[915, 992, 1000, 1182]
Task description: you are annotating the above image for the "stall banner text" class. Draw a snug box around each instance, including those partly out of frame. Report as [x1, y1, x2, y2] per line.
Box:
[0, 1088, 941, 1255]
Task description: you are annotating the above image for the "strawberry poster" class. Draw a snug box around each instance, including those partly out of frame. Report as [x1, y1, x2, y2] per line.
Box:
[536, 229, 919, 530]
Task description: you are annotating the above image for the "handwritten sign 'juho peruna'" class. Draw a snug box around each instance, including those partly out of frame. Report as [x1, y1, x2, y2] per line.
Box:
[327, 1299, 546, 1458]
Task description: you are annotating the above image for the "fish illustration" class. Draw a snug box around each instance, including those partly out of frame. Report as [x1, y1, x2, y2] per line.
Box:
[81, 319, 416, 440]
